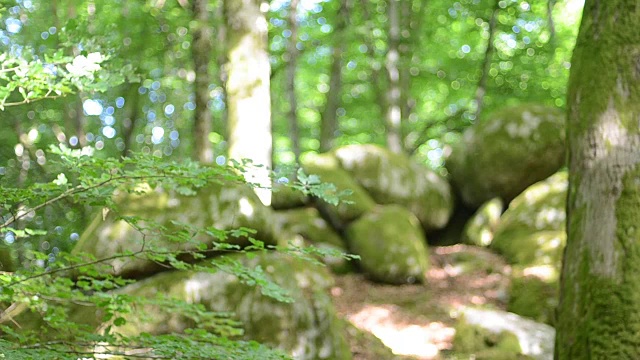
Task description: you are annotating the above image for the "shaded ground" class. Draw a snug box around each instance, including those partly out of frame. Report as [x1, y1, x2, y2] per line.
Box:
[331, 245, 511, 360]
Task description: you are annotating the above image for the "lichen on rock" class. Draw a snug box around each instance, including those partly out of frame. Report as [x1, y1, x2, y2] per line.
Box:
[333, 144, 453, 231]
[446, 104, 565, 207]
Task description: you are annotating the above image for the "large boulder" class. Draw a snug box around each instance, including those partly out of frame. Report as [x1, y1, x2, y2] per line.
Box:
[490, 171, 567, 269]
[302, 153, 376, 227]
[73, 182, 279, 278]
[273, 207, 352, 273]
[490, 172, 566, 326]
[76, 253, 352, 360]
[346, 205, 429, 284]
[271, 182, 307, 210]
[454, 307, 554, 360]
[447, 104, 565, 207]
[273, 207, 344, 248]
[333, 144, 453, 231]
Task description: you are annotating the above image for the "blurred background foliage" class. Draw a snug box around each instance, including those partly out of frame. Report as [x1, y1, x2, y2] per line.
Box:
[0, 0, 582, 266]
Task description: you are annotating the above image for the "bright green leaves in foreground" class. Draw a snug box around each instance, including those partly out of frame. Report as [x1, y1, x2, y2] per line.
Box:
[0, 148, 353, 359]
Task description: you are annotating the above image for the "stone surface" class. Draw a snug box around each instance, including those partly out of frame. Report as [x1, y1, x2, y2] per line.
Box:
[463, 198, 504, 247]
[273, 207, 344, 248]
[101, 253, 352, 360]
[346, 205, 429, 284]
[456, 307, 554, 360]
[447, 104, 565, 207]
[334, 144, 453, 231]
[73, 182, 279, 278]
[271, 182, 307, 210]
[302, 153, 376, 226]
[490, 171, 567, 269]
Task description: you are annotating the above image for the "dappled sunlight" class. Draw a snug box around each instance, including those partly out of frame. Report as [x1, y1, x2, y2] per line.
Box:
[332, 245, 511, 359]
[347, 304, 454, 359]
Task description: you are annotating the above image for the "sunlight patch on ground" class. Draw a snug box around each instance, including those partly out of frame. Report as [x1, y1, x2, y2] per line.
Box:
[346, 304, 455, 359]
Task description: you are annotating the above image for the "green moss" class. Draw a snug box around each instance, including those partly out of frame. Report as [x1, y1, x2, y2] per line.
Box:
[507, 274, 558, 325]
[452, 316, 525, 359]
[92, 253, 352, 360]
[463, 198, 503, 247]
[446, 104, 566, 207]
[557, 165, 640, 358]
[302, 153, 376, 223]
[491, 172, 567, 268]
[346, 205, 429, 284]
[271, 183, 307, 210]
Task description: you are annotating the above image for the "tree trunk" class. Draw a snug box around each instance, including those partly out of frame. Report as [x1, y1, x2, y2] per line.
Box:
[285, 0, 301, 161]
[224, 0, 272, 206]
[319, 1, 348, 153]
[555, 1, 640, 358]
[384, 0, 402, 154]
[191, 0, 214, 164]
[121, 84, 140, 157]
[473, 0, 499, 121]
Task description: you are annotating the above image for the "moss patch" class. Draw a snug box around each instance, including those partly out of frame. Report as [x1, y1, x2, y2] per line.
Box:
[346, 205, 429, 284]
[333, 144, 453, 231]
[446, 104, 566, 207]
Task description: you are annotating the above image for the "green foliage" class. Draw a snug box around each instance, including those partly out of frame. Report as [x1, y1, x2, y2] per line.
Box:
[0, 147, 355, 359]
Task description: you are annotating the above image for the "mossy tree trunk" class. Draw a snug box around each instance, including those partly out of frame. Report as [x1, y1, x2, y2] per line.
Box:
[555, 1, 640, 358]
[224, 0, 272, 205]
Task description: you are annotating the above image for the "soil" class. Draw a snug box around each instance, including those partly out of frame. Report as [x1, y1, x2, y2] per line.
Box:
[330, 244, 512, 360]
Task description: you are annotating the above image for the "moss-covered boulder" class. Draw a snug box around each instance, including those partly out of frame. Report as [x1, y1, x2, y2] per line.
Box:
[463, 198, 504, 247]
[333, 144, 453, 231]
[302, 153, 376, 226]
[271, 182, 307, 210]
[453, 315, 524, 360]
[73, 182, 279, 278]
[447, 104, 565, 207]
[273, 207, 353, 273]
[490, 171, 567, 269]
[453, 307, 554, 360]
[273, 207, 344, 248]
[346, 205, 429, 284]
[507, 272, 558, 326]
[86, 253, 352, 360]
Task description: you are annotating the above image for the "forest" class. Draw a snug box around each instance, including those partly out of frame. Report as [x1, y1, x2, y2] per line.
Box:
[1, 0, 639, 359]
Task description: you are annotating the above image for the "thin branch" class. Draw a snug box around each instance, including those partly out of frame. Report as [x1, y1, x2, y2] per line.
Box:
[1, 174, 199, 230]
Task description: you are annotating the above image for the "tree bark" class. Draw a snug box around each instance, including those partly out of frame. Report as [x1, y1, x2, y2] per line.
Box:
[319, 1, 348, 153]
[224, 0, 272, 206]
[384, 0, 403, 154]
[191, 0, 214, 164]
[555, 1, 640, 358]
[285, 0, 301, 161]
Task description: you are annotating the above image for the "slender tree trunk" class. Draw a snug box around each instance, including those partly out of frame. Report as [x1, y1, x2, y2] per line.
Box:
[285, 0, 301, 161]
[555, 1, 640, 358]
[121, 84, 140, 157]
[361, 1, 386, 127]
[399, 0, 417, 151]
[547, 0, 556, 46]
[473, 1, 499, 121]
[216, 1, 228, 139]
[224, 0, 272, 206]
[191, 0, 214, 164]
[384, 0, 402, 154]
[319, 1, 348, 153]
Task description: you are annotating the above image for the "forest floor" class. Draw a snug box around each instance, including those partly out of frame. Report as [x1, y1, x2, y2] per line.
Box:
[330, 244, 512, 360]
